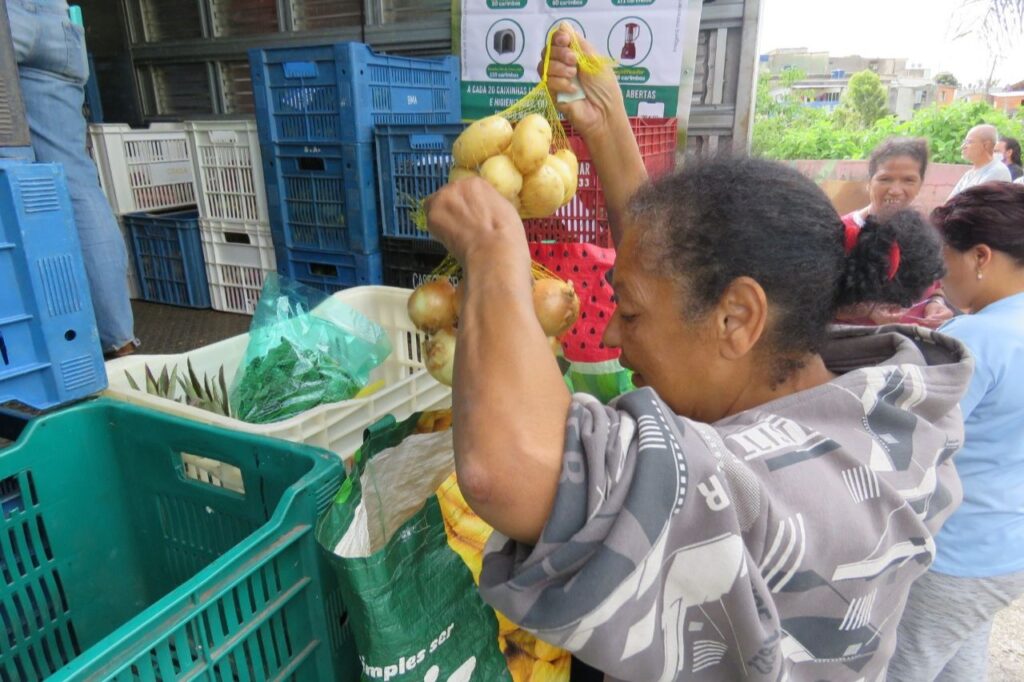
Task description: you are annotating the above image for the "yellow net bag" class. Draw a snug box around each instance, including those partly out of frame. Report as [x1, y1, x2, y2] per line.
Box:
[414, 24, 614, 226]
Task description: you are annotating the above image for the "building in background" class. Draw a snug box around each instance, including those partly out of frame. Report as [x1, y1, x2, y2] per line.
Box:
[989, 80, 1024, 115]
[760, 47, 955, 120]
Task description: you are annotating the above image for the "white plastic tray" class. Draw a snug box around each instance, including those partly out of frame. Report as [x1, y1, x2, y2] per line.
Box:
[200, 218, 276, 315]
[104, 286, 450, 462]
[186, 120, 269, 224]
[89, 123, 196, 215]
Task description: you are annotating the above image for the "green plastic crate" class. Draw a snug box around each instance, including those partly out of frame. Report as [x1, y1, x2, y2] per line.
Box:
[0, 398, 358, 681]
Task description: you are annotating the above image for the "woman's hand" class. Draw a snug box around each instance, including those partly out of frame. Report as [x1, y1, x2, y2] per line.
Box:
[539, 23, 625, 140]
[424, 178, 529, 267]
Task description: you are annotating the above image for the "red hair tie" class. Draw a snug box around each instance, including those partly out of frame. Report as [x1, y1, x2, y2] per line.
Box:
[887, 242, 901, 281]
[843, 223, 860, 254]
[844, 223, 901, 281]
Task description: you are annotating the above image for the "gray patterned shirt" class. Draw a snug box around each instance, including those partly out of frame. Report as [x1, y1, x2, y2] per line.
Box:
[480, 326, 972, 681]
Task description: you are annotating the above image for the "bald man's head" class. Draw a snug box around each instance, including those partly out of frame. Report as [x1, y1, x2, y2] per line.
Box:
[962, 124, 999, 166]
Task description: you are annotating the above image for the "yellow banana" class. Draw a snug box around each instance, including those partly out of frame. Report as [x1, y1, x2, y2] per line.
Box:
[534, 638, 563, 663]
[495, 611, 519, 637]
[531, 658, 570, 681]
[504, 649, 534, 681]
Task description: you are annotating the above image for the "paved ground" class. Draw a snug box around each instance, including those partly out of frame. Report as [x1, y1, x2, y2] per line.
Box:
[991, 597, 1024, 681]
[132, 300, 251, 354]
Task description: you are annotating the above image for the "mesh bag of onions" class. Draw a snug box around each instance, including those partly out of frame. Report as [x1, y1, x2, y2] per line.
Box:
[406, 259, 580, 387]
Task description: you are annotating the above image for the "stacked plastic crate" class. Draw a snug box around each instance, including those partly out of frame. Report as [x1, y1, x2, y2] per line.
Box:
[248, 42, 460, 293]
[375, 124, 463, 287]
[0, 160, 108, 410]
[186, 120, 276, 314]
[88, 122, 209, 307]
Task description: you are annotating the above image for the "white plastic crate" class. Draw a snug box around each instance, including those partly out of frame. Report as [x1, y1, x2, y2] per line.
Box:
[89, 123, 196, 215]
[200, 217, 276, 314]
[186, 120, 269, 224]
[104, 286, 450, 462]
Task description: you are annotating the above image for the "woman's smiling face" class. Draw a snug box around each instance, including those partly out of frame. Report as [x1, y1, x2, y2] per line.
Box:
[868, 155, 923, 216]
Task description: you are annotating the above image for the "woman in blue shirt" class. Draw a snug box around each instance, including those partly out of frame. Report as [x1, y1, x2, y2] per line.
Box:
[889, 182, 1024, 681]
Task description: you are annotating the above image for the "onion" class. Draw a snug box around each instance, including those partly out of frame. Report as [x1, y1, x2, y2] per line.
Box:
[424, 328, 457, 386]
[408, 280, 457, 333]
[548, 337, 563, 356]
[452, 280, 464, 321]
[533, 279, 580, 337]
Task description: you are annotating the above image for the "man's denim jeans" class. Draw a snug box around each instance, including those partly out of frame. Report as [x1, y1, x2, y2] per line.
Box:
[3, 0, 135, 351]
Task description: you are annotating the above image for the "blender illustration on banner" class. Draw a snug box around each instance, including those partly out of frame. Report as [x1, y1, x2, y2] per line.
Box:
[621, 22, 639, 60]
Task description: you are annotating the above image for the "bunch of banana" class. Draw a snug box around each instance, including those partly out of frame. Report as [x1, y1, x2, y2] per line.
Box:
[416, 409, 453, 434]
[435, 471, 572, 682]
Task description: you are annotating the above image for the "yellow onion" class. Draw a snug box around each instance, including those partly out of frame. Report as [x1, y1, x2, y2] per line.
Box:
[533, 279, 580, 337]
[424, 328, 457, 386]
[408, 280, 457, 333]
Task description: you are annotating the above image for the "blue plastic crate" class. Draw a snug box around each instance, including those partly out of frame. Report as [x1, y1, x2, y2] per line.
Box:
[249, 42, 461, 145]
[124, 208, 211, 309]
[375, 124, 466, 241]
[279, 248, 382, 294]
[0, 160, 106, 411]
[263, 141, 379, 255]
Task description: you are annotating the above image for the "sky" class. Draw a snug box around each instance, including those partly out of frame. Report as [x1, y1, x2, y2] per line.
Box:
[757, 0, 1024, 87]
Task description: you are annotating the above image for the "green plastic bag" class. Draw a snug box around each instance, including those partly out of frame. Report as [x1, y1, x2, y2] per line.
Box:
[230, 274, 391, 424]
[316, 413, 523, 682]
[562, 358, 635, 404]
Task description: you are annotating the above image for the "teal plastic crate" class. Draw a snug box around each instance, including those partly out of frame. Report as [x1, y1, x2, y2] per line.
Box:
[0, 399, 358, 681]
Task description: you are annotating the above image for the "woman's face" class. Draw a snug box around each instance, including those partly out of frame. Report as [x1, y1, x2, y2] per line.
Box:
[602, 229, 724, 420]
[868, 156, 923, 216]
[940, 243, 980, 312]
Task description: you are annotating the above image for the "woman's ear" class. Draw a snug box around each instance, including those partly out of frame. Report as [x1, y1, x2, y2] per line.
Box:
[716, 276, 768, 360]
[974, 244, 994, 270]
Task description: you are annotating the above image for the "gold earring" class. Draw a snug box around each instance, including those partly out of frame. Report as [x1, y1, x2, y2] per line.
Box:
[977, 271, 983, 280]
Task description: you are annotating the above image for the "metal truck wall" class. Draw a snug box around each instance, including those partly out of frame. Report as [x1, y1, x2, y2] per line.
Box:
[679, 0, 761, 154]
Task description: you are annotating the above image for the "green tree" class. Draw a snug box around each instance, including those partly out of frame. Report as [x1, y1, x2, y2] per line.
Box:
[934, 72, 960, 87]
[836, 70, 890, 129]
[751, 99, 1024, 163]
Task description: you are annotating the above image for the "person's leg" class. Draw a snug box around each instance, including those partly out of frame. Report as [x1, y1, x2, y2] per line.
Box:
[889, 569, 1024, 682]
[10, 1, 136, 352]
[934, 619, 993, 682]
[935, 570, 1024, 682]
[888, 571, 968, 681]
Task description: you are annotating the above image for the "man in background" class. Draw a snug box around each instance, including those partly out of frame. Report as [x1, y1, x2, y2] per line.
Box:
[2, 0, 136, 358]
[949, 124, 1012, 198]
[995, 136, 1023, 181]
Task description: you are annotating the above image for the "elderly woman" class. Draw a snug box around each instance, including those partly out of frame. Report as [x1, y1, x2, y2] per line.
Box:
[837, 137, 952, 327]
[888, 183, 1024, 682]
[423, 28, 970, 681]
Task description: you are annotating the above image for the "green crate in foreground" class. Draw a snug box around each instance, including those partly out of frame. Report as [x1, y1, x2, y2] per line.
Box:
[0, 398, 358, 681]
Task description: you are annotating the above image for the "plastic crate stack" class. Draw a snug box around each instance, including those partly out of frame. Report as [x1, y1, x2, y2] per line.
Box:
[249, 42, 461, 293]
[375, 124, 464, 286]
[0, 160, 107, 411]
[88, 122, 210, 308]
[186, 120, 275, 314]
